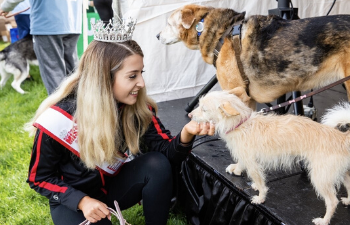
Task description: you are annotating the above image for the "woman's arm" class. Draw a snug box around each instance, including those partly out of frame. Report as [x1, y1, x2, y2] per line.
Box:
[27, 130, 87, 212]
[141, 108, 215, 165]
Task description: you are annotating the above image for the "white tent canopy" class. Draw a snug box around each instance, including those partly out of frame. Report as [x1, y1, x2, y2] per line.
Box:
[122, 0, 349, 102]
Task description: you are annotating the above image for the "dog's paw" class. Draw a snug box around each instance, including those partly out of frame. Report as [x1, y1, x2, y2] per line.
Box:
[12, 86, 25, 94]
[225, 164, 242, 176]
[251, 195, 265, 204]
[312, 217, 330, 225]
[341, 197, 350, 205]
[225, 164, 235, 174]
[251, 182, 258, 191]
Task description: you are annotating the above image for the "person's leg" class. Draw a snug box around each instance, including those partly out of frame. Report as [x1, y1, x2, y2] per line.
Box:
[93, 0, 113, 23]
[107, 152, 173, 225]
[14, 14, 30, 39]
[33, 35, 66, 95]
[63, 34, 80, 76]
[50, 204, 112, 225]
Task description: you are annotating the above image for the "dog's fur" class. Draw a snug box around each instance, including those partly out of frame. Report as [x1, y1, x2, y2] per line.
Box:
[0, 35, 38, 94]
[189, 87, 350, 225]
[158, 4, 350, 105]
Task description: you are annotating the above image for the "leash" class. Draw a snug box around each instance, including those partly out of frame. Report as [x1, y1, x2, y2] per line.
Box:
[78, 200, 131, 225]
[259, 76, 350, 114]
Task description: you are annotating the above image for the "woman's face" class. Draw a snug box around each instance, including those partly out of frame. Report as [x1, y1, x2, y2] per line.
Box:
[112, 54, 145, 105]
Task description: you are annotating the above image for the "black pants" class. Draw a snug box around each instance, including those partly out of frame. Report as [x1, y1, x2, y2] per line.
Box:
[50, 152, 173, 225]
[93, 0, 113, 23]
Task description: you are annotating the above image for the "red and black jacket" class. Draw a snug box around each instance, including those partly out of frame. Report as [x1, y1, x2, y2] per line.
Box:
[27, 97, 193, 212]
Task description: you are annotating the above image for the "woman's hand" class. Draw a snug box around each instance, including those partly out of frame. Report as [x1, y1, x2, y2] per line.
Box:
[180, 120, 215, 144]
[78, 196, 111, 223]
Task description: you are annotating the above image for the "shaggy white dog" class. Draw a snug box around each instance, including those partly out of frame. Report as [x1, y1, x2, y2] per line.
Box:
[190, 87, 350, 225]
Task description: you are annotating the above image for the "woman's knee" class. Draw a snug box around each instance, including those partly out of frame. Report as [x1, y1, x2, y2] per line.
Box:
[140, 152, 173, 185]
[144, 152, 172, 172]
[141, 153, 173, 199]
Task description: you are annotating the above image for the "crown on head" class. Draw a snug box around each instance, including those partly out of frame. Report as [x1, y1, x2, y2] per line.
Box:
[91, 17, 137, 42]
[91, 0, 136, 42]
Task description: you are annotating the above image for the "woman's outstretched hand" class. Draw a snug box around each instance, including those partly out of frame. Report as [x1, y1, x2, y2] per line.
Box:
[180, 120, 215, 144]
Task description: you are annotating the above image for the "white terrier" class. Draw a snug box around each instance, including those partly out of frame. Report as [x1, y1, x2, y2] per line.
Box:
[189, 87, 350, 225]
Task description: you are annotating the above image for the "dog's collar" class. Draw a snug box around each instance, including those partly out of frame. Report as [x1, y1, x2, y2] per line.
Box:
[196, 13, 209, 39]
[196, 18, 205, 37]
[195, 14, 243, 67]
[196, 15, 242, 41]
[225, 115, 250, 134]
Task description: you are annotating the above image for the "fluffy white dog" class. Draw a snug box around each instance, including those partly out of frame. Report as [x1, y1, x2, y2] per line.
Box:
[189, 87, 350, 225]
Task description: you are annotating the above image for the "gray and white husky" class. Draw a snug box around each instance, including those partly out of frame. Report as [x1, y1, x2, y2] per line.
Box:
[0, 35, 38, 94]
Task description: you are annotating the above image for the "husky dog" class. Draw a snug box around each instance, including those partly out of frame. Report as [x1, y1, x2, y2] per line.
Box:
[157, 4, 350, 106]
[189, 87, 350, 225]
[0, 35, 38, 94]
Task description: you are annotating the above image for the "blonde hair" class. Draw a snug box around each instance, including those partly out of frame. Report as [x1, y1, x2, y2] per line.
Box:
[25, 40, 157, 169]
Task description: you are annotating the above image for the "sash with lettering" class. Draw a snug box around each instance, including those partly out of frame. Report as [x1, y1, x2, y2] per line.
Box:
[33, 105, 129, 176]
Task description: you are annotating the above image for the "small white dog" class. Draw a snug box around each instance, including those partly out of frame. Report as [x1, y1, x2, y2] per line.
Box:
[189, 87, 350, 225]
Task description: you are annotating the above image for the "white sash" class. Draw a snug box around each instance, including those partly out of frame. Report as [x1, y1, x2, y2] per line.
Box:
[34, 106, 129, 176]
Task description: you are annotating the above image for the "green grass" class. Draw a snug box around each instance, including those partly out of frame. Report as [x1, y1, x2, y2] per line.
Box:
[0, 43, 188, 224]
[0, 65, 50, 225]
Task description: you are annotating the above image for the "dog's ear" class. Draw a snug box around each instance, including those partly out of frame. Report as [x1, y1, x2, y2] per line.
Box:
[219, 102, 240, 117]
[181, 8, 195, 29]
[228, 87, 251, 103]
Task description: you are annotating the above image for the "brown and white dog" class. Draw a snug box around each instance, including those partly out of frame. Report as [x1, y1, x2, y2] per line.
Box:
[157, 4, 350, 106]
[189, 87, 350, 225]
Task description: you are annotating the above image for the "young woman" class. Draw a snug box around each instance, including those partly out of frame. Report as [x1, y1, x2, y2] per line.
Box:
[25, 40, 215, 225]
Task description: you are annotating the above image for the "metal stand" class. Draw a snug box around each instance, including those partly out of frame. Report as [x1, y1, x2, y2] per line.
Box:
[270, 1, 308, 173]
[268, 0, 299, 20]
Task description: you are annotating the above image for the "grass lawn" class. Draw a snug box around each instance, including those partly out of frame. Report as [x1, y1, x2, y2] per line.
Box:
[0, 42, 188, 225]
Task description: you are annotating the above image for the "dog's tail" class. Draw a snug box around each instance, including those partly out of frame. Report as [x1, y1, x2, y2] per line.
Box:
[321, 102, 350, 132]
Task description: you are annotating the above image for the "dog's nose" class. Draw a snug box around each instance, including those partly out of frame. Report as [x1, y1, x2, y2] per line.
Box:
[156, 33, 160, 40]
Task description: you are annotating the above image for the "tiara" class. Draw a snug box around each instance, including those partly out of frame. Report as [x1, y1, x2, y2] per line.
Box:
[91, 17, 137, 42]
